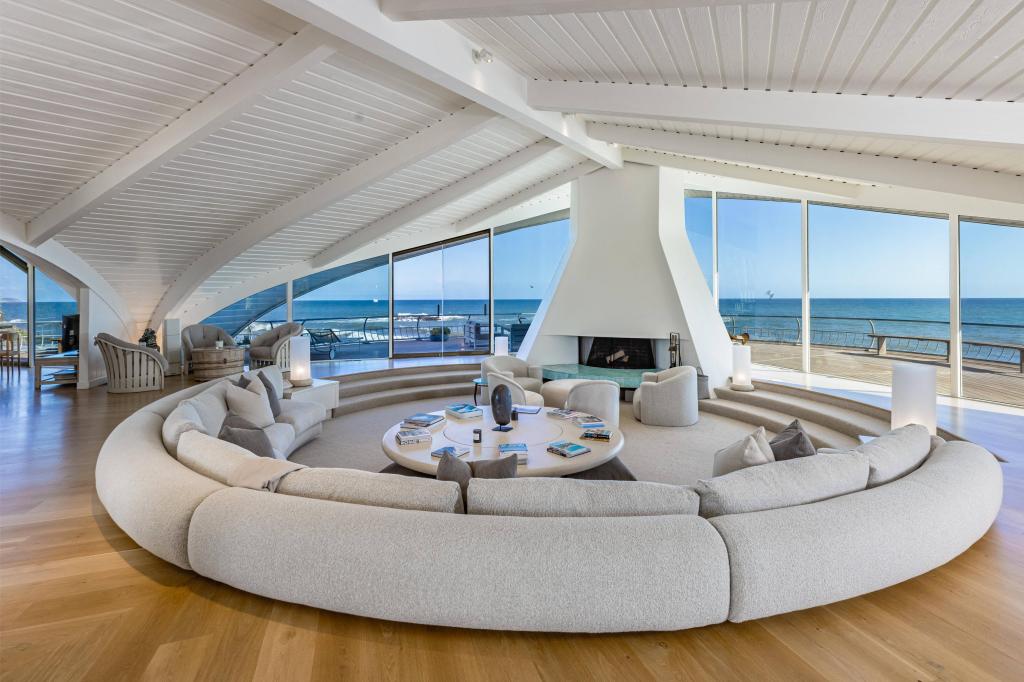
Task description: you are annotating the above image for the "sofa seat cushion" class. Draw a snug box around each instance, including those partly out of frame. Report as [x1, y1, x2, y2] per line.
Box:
[697, 451, 869, 518]
[276, 467, 461, 513]
[162, 401, 205, 455]
[467, 477, 699, 517]
[263, 422, 296, 459]
[276, 399, 326, 434]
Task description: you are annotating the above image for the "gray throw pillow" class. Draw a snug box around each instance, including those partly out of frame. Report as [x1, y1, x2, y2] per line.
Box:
[436, 453, 472, 512]
[258, 370, 282, 417]
[470, 454, 518, 480]
[769, 419, 815, 461]
[436, 454, 518, 513]
[228, 374, 251, 389]
[219, 416, 275, 459]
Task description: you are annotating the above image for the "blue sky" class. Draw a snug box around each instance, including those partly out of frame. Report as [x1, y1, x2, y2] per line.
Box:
[686, 199, 1020, 299]
[1, 257, 76, 304]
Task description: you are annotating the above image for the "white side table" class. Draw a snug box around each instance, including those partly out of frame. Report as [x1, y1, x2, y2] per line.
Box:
[284, 377, 339, 414]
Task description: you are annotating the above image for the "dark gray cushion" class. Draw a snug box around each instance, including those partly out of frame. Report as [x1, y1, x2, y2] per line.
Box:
[436, 454, 518, 513]
[228, 374, 251, 389]
[218, 416, 275, 459]
[769, 419, 816, 461]
[258, 370, 281, 417]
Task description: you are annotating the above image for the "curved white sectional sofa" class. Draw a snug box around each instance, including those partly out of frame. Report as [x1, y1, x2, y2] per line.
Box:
[96, 380, 1003, 633]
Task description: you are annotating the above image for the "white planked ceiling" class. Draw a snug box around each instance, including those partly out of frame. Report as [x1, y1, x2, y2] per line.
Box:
[450, 0, 1024, 101]
[583, 114, 1024, 176]
[0, 0, 304, 221]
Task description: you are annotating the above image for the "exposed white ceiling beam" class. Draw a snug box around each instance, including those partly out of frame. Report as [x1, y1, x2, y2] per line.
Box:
[24, 26, 338, 247]
[622, 149, 865, 199]
[529, 81, 1024, 150]
[455, 161, 601, 233]
[381, 0, 799, 20]
[311, 140, 562, 268]
[153, 104, 499, 326]
[588, 123, 1024, 205]
[263, 0, 621, 169]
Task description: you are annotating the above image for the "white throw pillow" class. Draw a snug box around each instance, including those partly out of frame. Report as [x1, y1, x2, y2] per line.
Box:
[697, 451, 869, 518]
[259, 365, 286, 399]
[858, 424, 932, 487]
[176, 429, 256, 482]
[182, 380, 229, 435]
[226, 382, 274, 428]
[161, 401, 205, 455]
[712, 426, 775, 476]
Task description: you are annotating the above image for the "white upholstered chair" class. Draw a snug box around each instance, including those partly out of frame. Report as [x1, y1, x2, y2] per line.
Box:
[480, 356, 542, 400]
[566, 380, 620, 428]
[95, 333, 168, 393]
[632, 366, 699, 427]
[486, 372, 544, 408]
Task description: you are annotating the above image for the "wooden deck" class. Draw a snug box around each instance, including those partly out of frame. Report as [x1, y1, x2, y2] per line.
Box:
[750, 342, 1024, 407]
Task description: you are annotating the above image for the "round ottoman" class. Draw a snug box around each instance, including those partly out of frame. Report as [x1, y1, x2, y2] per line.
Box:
[540, 379, 589, 407]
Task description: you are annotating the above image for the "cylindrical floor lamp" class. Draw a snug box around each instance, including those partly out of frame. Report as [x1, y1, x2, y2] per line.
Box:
[731, 343, 754, 392]
[891, 362, 936, 434]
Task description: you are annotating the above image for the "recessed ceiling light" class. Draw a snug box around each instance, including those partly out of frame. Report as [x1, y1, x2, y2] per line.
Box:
[472, 48, 494, 64]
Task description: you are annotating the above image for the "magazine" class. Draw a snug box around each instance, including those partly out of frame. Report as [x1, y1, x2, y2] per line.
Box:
[546, 440, 592, 458]
[402, 412, 444, 428]
[546, 408, 580, 420]
[571, 414, 605, 428]
[431, 445, 470, 459]
[498, 442, 529, 464]
[396, 428, 432, 445]
[445, 403, 483, 419]
[580, 429, 612, 441]
[512, 404, 542, 414]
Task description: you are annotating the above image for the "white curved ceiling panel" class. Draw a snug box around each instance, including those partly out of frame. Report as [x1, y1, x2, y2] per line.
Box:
[0, 0, 302, 221]
[450, 0, 1023, 100]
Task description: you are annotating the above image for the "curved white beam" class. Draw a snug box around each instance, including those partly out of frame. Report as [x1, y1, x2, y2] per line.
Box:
[153, 104, 498, 328]
[263, 0, 621, 168]
[588, 123, 1024, 206]
[382, 0, 799, 20]
[529, 81, 1024, 150]
[25, 26, 338, 246]
[311, 140, 562, 268]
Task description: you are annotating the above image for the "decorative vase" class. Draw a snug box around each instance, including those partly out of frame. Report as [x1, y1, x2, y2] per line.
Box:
[490, 384, 513, 432]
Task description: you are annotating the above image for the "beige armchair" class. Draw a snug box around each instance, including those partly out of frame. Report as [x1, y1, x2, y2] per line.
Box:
[566, 380, 621, 428]
[481, 356, 542, 401]
[95, 333, 168, 393]
[249, 322, 302, 369]
[632, 366, 699, 427]
[486, 372, 544, 408]
[181, 324, 236, 374]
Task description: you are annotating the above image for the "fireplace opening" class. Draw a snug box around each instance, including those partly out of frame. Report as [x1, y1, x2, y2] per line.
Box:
[582, 337, 655, 370]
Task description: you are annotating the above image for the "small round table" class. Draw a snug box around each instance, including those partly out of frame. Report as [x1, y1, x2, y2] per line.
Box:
[191, 347, 244, 381]
[381, 407, 624, 477]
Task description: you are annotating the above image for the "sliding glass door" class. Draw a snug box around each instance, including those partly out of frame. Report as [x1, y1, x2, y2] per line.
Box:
[392, 231, 490, 357]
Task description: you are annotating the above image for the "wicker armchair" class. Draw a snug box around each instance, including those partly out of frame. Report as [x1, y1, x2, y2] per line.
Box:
[248, 322, 303, 369]
[95, 333, 168, 393]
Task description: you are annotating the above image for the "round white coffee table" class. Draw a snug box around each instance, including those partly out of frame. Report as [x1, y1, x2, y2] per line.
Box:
[381, 407, 624, 477]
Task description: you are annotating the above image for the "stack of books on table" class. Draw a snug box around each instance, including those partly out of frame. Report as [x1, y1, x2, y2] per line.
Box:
[580, 428, 612, 442]
[395, 428, 432, 446]
[445, 403, 482, 420]
[571, 414, 605, 429]
[547, 440, 592, 458]
[431, 445, 470, 459]
[498, 442, 529, 464]
[402, 412, 444, 429]
[546, 408, 581, 420]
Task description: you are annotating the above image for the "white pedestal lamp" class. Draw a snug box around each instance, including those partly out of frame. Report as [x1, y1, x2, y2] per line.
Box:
[891, 362, 937, 434]
[289, 335, 312, 387]
[731, 343, 755, 392]
[494, 336, 509, 356]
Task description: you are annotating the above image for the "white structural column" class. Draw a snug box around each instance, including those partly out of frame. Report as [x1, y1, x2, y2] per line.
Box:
[263, 0, 621, 168]
[711, 190, 719, 306]
[311, 140, 563, 268]
[454, 161, 601, 233]
[381, 0, 807, 19]
[949, 215, 963, 398]
[25, 26, 338, 246]
[26, 263, 35, 368]
[153, 105, 498, 328]
[801, 200, 811, 374]
[588, 123, 1024, 206]
[285, 280, 294, 324]
[530, 81, 1024, 150]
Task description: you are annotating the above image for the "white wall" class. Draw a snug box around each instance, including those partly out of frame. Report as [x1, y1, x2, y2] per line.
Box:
[523, 163, 733, 386]
[78, 287, 132, 388]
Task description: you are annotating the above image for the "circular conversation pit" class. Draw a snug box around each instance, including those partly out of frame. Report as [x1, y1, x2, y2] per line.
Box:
[95, 366, 1003, 633]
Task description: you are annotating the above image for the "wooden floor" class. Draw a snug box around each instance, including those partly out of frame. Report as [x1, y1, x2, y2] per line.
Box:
[2, 368, 1023, 681]
[751, 342, 1024, 408]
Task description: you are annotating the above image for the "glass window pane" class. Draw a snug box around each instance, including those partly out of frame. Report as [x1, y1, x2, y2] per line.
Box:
[809, 204, 950, 394]
[717, 196, 803, 370]
[293, 256, 389, 361]
[393, 244, 444, 356]
[684, 190, 713, 295]
[960, 218, 1024, 407]
[442, 234, 490, 354]
[1, 249, 28, 363]
[202, 283, 287, 348]
[34, 268, 77, 357]
[493, 217, 571, 353]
